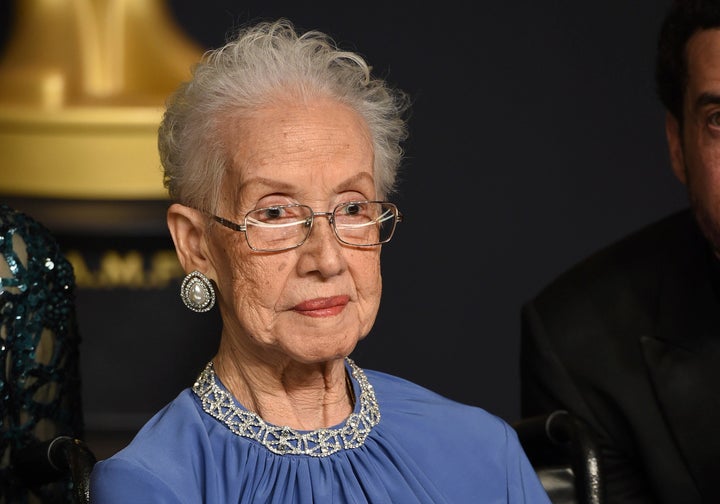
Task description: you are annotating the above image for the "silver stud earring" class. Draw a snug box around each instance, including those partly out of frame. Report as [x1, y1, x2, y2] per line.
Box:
[180, 270, 216, 312]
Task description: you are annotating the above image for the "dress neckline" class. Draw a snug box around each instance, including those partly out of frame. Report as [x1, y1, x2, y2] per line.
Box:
[191, 357, 381, 457]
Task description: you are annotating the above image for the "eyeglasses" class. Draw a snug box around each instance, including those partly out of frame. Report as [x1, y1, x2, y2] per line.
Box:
[212, 200, 403, 252]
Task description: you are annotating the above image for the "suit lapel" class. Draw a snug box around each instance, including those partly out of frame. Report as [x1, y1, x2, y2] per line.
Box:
[641, 229, 720, 497]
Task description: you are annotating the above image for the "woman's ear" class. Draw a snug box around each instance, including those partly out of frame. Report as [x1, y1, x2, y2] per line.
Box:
[665, 112, 687, 185]
[166, 203, 211, 274]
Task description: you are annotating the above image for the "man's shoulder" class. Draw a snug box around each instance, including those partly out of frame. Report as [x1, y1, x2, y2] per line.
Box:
[530, 208, 698, 312]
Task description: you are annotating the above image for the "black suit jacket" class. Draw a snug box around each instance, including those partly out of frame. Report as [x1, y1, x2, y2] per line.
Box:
[521, 209, 720, 504]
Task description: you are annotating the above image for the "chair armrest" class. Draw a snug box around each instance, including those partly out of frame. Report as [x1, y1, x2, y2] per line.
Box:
[513, 410, 604, 504]
[13, 436, 97, 504]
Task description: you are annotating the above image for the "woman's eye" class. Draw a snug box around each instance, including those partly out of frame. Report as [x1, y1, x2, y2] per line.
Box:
[256, 205, 308, 223]
[263, 207, 284, 220]
[344, 203, 361, 216]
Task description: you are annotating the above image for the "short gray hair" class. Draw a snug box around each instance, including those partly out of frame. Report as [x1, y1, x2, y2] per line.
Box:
[159, 18, 411, 212]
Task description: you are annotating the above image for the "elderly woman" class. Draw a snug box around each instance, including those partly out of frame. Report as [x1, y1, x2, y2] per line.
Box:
[89, 19, 549, 503]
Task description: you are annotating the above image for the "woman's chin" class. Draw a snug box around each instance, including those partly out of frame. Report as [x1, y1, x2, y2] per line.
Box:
[278, 340, 359, 365]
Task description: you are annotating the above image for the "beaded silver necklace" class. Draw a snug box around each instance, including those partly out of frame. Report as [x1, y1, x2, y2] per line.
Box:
[192, 357, 380, 457]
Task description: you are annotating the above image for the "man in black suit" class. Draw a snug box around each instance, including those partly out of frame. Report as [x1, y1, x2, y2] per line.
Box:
[520, 2, 720, 503]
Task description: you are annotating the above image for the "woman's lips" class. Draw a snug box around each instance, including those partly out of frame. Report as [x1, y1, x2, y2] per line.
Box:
[293, 295, 350, 317]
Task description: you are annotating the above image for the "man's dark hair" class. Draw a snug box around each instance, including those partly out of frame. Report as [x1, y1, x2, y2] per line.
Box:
[656, 0, 720, 123]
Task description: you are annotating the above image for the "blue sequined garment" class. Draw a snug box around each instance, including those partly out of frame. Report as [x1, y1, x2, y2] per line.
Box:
[0, 204, 84, 503]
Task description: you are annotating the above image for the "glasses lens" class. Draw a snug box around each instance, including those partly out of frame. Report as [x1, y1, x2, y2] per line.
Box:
[245, 205, 313, 251]
[333, 201, 398, 246]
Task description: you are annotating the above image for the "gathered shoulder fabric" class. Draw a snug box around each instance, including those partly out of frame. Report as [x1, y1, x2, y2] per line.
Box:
[90, 363, 549, 503]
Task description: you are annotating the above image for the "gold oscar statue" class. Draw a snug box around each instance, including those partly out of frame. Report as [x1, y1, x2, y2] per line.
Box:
[0, 0, 203, 201]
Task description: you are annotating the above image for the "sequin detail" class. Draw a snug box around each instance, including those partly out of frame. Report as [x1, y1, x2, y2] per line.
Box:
[0, 204, 83, 502]
[192, 358, 380, 456]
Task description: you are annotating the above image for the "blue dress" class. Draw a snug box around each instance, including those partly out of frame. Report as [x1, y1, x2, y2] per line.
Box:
[90, 359, 550, 503]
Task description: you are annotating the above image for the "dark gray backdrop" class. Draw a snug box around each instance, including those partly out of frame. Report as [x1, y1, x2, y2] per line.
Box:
[0, 0, 687, 452]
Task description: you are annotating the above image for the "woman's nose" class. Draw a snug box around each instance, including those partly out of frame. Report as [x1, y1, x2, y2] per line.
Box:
[297, 213, 345, 275]
[307, 212, 338, 244]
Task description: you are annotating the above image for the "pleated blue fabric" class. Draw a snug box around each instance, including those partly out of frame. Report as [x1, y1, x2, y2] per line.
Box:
[90, 362, 549, 503]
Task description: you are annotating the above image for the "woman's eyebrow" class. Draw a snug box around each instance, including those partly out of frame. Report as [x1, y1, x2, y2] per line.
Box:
[238, 172, 375, 193]
[238, 176, 295, 193]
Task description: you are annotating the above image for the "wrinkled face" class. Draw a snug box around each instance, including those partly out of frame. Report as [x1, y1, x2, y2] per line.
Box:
[669, 29, 720, 255]
[205, 97, 382, 364]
